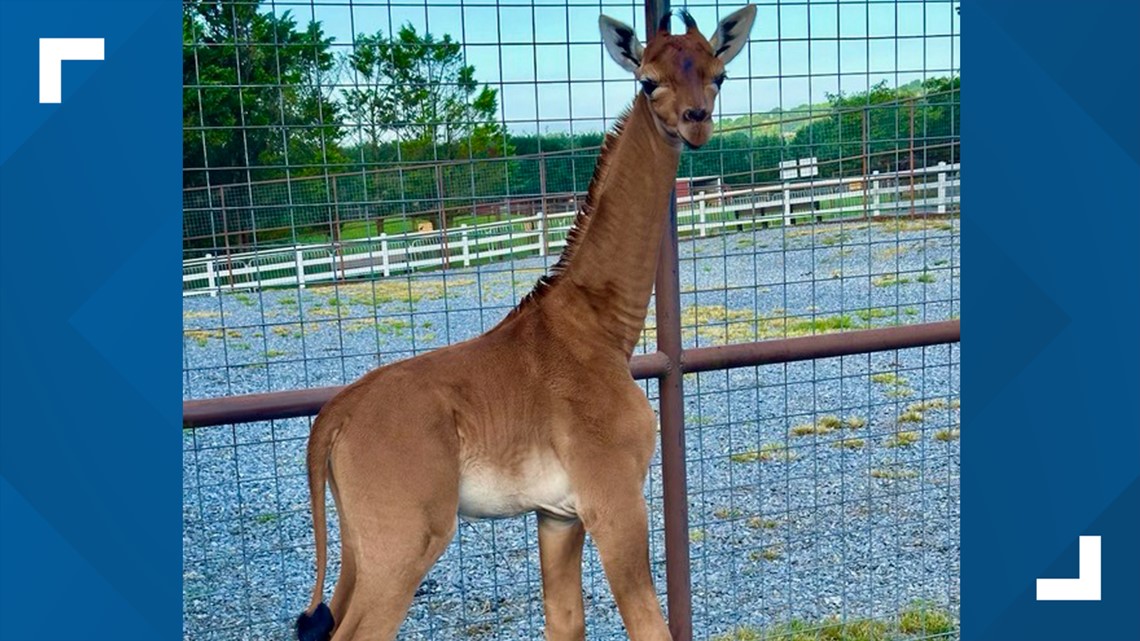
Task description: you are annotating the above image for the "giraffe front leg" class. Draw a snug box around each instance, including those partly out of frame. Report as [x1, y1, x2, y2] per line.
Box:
[537, 514, 587, 640]
[578, 482, 671, 641]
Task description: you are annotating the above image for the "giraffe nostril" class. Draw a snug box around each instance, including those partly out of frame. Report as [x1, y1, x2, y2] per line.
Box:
[684, 109, 709, 122]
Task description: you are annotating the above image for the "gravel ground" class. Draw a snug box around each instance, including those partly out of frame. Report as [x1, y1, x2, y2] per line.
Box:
[183, 219, 960, 640]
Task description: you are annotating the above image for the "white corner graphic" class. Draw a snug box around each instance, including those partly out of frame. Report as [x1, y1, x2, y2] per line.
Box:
[1036, 535, 1101, 601]
[39, 38, 105, 104]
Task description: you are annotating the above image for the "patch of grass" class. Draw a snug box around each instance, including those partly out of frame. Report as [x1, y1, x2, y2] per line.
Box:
[855, 308, 896, 322]
[183, 310, 220, 320]
[265, 349, 287, 359]
[278, 296, 297, 306]
[870, 372, 907, 386]
[689, 528, 706, 543]
[791, 423, 821, 436]
[746, 517, 780, 530]
[748, 546, 783, 562]
[916, 272, 937, 284]
[730, 443, 798, 463]
[378, 318, 411, 335]
[885, 387, 915, 399]
[254, 513, 279, 524]
[875, 218, 957, 234]
[333, 278, 474, 308]
[817, 415, 843, 430]
[932, 259, 950, 267]
[820, 232, 852, 246]
[834, 437, 865, 450]
[903, 307, 919, 316]
[232, 342, 251, 351]
[272, 324, 300, 338]
[713, 507, 744, 520]
[897, 410, 925, 424]
[730, 450, 760, 463]
[683, 305, 865, 345]
[844, 416, 866, 429]
[934, 427, 960, 442]
[785, 222, 869, 239]
[875, 244, 914, 260]
[871, 467, 919, 480]
[184, 328, 242, 346]
[762, 442, 798, 461]
[898, 602, 956, 636]
[234, 293, 255, 306]
[786, 315, 859, 336]
[950, 399, 961, 409]
[713, 603, 956, 641]
[906, 399, 948, 413]
[791, 416, 844, 437]
[872, 274, 913, 287]
[885, 431, 921, 448]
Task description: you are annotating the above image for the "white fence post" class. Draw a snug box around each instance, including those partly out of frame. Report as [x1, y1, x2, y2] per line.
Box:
[380, 233, 390, 277]
[782, 182, 792, 226]
[536, 216, 546, 256]
[295, 249, 306, 289]
[937, 161, 947, 214]
[698, 196, 707, 237]
[460, 225, 471, 267]
[205, 253, 217, 296]
[871, 171, 881, 217]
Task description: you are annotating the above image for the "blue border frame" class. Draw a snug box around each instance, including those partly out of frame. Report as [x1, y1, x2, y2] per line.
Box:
[1, 1, 1137, 639]
[0, 2, 181, 638]
[964, 2, 1139, 640]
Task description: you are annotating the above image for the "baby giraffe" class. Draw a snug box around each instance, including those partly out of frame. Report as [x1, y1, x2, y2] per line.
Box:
[297, 6, 756, 640]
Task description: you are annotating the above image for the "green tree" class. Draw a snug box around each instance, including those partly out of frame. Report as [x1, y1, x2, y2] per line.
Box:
[789, 78, 959, 177]
[344, 25, 505, 162]
[183, 1, 345, 189]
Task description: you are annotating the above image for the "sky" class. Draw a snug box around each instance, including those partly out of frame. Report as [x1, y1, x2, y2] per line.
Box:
[258, 0, 959, 135]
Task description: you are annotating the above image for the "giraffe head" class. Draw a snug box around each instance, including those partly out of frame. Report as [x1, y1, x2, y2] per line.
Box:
[599, 5, 757, 150]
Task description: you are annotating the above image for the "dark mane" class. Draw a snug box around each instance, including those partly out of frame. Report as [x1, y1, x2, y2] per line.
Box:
[502, 105, 634, 320]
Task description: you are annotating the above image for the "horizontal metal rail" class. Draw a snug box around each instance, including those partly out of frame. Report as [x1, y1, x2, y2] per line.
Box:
[183, 320, 959, 428]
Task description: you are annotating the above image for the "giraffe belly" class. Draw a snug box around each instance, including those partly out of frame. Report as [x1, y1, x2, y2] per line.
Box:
[457, 455, 578, 521]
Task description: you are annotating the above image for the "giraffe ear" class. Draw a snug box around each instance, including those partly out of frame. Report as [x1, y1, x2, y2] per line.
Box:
[709, 4, 757, 65]
[599, 15, 644, 74]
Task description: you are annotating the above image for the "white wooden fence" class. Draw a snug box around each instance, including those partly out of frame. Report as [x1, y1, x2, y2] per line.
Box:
[183, 162, 959, 296]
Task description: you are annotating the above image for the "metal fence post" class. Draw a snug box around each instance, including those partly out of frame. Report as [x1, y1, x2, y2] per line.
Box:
[644, 2, 692, 639]
[296, 249, 306, 289]
[698, 197, 707, 237]
[205, 253, 217, 297]
[536, 215, 546, 256]
[937, 161, 948, 214]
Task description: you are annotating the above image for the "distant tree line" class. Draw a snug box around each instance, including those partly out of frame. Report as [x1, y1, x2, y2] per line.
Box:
[183, 1, 958, 249]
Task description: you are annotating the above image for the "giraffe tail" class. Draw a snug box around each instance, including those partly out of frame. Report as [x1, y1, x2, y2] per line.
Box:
[296, 410, 338, 641]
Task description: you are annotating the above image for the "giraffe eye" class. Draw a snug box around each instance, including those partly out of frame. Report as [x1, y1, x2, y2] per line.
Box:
[713, 73, 727, 89]
[640, 78, 660, 95]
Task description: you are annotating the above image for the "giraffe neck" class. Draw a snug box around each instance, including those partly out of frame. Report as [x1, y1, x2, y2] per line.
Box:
[545, 94, 681, 358]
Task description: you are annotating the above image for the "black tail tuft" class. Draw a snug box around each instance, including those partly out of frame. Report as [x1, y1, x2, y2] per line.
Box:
[296, 602, 334, 641]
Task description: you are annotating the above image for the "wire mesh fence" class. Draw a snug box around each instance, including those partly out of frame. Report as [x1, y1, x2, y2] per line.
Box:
[182, 0, 959, 639]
